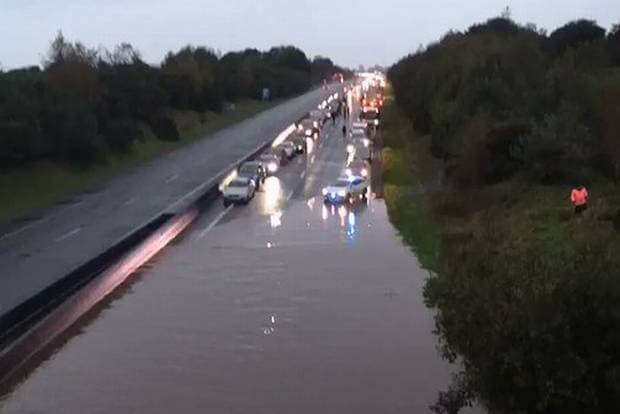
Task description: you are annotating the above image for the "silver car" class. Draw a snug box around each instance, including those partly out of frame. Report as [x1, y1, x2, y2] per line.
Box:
[223, 177, 256, 206]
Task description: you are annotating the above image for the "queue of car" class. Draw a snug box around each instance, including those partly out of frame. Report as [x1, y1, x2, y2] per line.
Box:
[221, 84, 381, 208]
[221, 91, 344, 206]
[321, 84, 385, 205]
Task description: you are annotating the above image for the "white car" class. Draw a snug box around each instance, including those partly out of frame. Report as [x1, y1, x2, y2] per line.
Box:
[344, 158, 369, 178]
[280, 142, 296, 159]
[258, 154, 281, 174]
[223, 177, 256, 206]
[322, 176, 368, 204]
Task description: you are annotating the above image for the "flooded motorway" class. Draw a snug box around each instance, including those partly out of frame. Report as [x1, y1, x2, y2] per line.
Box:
[1, 119, 460, 413]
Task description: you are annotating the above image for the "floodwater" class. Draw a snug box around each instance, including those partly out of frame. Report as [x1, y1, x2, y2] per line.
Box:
[1, 118, 467, 413]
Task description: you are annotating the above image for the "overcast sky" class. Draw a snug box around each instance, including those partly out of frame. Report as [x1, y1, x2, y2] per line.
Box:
[1, 0, 619, 69]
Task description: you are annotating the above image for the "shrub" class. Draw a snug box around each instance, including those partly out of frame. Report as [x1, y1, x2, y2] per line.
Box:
[103, 119, 143, 152]
[150, 115, 179, 142]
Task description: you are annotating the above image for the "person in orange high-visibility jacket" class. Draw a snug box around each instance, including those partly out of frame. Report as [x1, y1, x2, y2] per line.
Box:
[571, 185, 589, 215]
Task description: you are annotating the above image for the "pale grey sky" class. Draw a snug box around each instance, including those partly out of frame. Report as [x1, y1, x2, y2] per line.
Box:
[1, 0, 619, 69]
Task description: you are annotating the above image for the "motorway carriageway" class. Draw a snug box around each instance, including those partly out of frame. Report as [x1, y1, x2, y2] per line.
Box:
[0, 106, 471, 413]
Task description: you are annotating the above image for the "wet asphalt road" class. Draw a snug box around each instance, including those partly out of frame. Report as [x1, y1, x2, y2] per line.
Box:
[0, 87, 335, 320]
[0, 114, 461, 413]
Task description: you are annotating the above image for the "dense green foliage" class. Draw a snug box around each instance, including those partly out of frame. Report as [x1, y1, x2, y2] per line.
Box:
[390, 18, 620, 186]
[0, 33, 348, 168]
[387, 17, 620, 413]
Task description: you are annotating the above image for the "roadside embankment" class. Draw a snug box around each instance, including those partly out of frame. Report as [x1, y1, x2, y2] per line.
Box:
[382, 92, 620, 413]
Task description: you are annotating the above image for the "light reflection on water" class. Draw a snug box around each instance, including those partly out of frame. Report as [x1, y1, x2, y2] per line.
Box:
[263, 176, 282, 213]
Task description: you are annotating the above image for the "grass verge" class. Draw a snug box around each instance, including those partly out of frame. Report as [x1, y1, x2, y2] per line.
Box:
[381, 98, 441, 271]
[0, 99, 278, 227]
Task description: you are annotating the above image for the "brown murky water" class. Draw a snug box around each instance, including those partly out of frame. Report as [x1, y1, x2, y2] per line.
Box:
[1, 119, 468, 414]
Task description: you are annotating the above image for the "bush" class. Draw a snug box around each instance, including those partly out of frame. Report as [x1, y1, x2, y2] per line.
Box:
[0, 122, 44, 167]
[150, 115, 179, 142]
[425, 237, 620, 413]
[103, 119, 143, 152]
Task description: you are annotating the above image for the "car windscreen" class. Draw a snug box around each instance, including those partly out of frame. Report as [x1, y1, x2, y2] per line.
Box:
[335, 179, 350, 187]
[239, 166, 256, 174]
[229, 180, 248, 187]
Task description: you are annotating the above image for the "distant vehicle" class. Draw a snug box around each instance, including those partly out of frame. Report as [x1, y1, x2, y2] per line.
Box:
[292, 136, 305, 153]
[348, 140, 372, 161]
[223, 177, 256, 206]
[320, 106, 332, 121]
[344, 158, 369, 178]
[238, 161, 266, 189]
[360, 107, 380, 126]
[265, 147, 288, 163]
[322, 176, 368, 204]
[280, 142, 296, 159]
[258, 153, 281, 174]
[350, 128, 368, 140]
[310, 110, 327, 126]
[298, 119, 320, 139]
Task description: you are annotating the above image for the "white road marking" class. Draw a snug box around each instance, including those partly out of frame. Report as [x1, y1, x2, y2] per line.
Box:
[0, 199, 85, 243]
[165, 174, 179, 184]
[287, 191, 294, 201]
[300, 171, 306, 179]
[54, 227, 81, 243]
[0, 219, 46, 242]
[196, 205, 233, 240]
[124, 197, 138, 206]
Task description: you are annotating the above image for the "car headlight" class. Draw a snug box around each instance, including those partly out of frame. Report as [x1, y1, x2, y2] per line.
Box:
[361, 169, 368, 177]
[345, 168, 352, 176]
[337, 190, 346, 197]
[346, 144, 354, 153]
[322, 188, 328, 196]
[268, 162, 277, 172]
[313, 121, 319, 128]
[363, 138, 370, 147]
[305, 129, 312, 136]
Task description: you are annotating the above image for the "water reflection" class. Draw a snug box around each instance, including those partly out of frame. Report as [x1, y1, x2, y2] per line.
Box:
[270, 211, 282, 228]
[322, 204, 329, 221]
[338, 206, 347, 227]
[306, 138, 314, 154]
[263, 176, 282, 213]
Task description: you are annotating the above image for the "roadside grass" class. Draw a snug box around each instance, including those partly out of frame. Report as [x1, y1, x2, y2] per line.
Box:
[469, 179, 620, 253]
[0, 99, 278, 227]
[381, 99, 441, 271]
[381, 94, 620, 272]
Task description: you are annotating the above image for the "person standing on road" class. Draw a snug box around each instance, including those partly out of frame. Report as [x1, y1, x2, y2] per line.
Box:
[342, 125, 347, 139]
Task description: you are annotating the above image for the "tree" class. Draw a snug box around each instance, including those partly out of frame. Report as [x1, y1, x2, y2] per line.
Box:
[609, 23, 620, 65]
[548, 19, 606, 56]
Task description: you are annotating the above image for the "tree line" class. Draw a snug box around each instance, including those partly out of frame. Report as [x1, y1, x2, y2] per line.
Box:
[388, 16, 620, 413]
[390, 18, 620, 186]
[0, 32, 348, 168]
